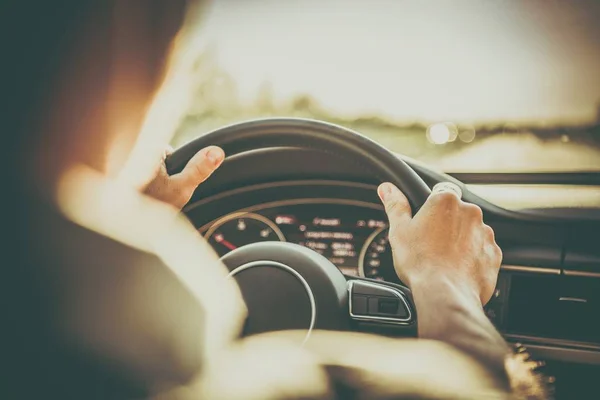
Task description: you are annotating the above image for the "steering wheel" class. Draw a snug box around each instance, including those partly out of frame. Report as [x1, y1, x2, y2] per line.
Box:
[166, 118, 431, 339]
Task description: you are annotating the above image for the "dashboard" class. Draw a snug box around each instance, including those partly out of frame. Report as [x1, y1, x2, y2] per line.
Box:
[199, 201, 396, 282]
[183, 144, 600, 398]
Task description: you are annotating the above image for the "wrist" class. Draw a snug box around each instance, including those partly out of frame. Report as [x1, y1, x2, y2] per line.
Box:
[409, 270, 481, 307]
[409, 271, 488, 342]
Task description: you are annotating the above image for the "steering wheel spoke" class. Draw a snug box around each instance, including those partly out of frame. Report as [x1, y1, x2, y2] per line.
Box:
[347, 279, 414, 325]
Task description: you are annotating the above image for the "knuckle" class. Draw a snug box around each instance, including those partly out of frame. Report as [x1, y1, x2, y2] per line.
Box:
[430, 191, 459, 208]
[494, 243, 503, 262]
[463, 203, 483, 221]
[487, 243, 502, 268]
[483, 224, 495, 240]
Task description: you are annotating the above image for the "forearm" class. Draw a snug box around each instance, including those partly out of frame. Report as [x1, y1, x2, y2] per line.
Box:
[411, 275, 511, 381]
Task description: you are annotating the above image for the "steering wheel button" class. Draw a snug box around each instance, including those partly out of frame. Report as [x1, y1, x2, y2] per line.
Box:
[368, 297, 380, 314]
[367, 297, 409, 318]
[351, 295, 368, 315]
[348, 280, 413, 324]
[351, 281, 396, 298]
[378, 298, 399, 314]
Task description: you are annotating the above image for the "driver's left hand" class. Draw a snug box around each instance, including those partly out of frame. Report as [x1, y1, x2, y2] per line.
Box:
[141, 145, 224, 209]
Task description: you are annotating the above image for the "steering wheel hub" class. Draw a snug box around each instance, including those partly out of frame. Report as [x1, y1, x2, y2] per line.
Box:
[228, 260, 316, 339]
[221, 242, 350, 337]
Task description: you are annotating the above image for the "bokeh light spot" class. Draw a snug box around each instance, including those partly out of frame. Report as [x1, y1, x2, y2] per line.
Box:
[459, 128, 476, 143]
[427, 123, 451, 145]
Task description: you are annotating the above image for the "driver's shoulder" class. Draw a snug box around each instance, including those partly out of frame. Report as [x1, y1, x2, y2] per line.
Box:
[17, 196, 208, 396]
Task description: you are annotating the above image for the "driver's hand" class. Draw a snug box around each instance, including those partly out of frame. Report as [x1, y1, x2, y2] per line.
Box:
[142, 145, 225, 209]
[377, 182, 502, 306]
[378, 182, 509, 377]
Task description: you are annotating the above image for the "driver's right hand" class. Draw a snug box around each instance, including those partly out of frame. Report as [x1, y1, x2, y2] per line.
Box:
[377, 182, 510, 378]
[377, 182, 502, 306]
[377, 182, 551, 398]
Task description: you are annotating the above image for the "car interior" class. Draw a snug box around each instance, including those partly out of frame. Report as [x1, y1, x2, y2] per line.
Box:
[5, 1, 600, 399]
[165, 117, 600, 399]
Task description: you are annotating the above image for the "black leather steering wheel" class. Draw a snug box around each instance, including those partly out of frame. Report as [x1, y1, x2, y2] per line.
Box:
[165, 118, 430, 211]
[166, 118, 431, 337]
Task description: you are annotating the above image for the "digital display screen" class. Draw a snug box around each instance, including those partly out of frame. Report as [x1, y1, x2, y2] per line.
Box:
[273, 212, 386, 273]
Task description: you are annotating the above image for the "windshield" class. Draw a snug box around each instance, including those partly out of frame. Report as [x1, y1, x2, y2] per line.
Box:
[172, 0, 600, 173]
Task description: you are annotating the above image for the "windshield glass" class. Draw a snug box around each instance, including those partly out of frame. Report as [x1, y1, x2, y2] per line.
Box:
[172, 0, 600, 173]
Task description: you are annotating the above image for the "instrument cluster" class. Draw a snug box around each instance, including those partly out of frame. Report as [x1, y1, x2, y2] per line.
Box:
[199, 201, 400, 282]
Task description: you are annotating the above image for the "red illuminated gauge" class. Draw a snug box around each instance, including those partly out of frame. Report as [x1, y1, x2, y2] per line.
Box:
[204, 212, 286, 257]
[358, 227, 395, 281]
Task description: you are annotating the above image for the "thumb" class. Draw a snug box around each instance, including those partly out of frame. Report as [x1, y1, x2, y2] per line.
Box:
[377, 183, 413, 231]
[171, 146, 224, 188]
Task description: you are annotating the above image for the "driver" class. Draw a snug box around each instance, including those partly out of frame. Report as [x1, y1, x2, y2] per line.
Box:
[5, 1, 549, 399]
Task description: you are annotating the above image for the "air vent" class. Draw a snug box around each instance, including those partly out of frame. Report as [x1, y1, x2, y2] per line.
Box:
[558, 275, 600, 343]
[506, 273, 561, 338]
[505, 272, 600, 344]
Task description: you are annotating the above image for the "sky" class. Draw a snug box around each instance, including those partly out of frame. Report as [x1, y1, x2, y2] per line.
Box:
[197, 0, 600, 124]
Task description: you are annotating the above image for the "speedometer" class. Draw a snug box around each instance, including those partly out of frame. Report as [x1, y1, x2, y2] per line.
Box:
[358, 227, 396, 281]
[204, 212, 285, 257]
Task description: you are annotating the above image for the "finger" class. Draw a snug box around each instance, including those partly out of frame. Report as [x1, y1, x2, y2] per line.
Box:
[171, 146, 224, 188]
[424, 190, 462, 215]
[431, 181, 462, 199]
[377, 182, 412, 233]
[423, 182, 463, 214]
[164, 145, 174, 158]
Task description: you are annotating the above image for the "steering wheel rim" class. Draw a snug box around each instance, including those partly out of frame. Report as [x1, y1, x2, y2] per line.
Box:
[166, 117, 431, 212]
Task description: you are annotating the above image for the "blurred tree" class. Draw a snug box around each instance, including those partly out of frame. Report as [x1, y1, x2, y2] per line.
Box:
[187, 47, 240, 118]
[255, 82, 275, 114]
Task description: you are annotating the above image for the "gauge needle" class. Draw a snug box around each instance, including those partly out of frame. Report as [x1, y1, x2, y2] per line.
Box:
[215, 234, 238, 251]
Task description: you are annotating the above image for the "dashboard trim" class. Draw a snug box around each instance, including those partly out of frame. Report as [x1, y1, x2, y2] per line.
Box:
[563, 270, 600, 278]
[503, 334, 600, 352]
[500, 264, 561, 275]
[515, 343, 600, 365]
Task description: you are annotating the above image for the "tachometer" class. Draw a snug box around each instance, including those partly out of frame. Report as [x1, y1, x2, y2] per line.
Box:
[358, 227, 395, 281]
[205, 212, 285, 257]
